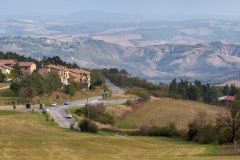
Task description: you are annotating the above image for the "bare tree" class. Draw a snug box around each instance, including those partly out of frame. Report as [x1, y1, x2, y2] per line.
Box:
[216, 101, 240, 145]
[19, 87, 36, 105]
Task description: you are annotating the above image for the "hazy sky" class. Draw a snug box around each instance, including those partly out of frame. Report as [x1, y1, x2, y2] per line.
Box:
[1, 0, 240, 20]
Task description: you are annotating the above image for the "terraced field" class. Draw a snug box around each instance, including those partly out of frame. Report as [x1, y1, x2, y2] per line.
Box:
[0, 110, 239, 160]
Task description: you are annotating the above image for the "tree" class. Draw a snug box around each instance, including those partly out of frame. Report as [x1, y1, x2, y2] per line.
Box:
[109, 68, 119, 74]
[21, 71, 45, 95]
[12, 62, 23, 78]
[18, 87, 36, 103]
[70, 81, 81, 90]
[188, 85, 201, 100]
[43, 72, 62, 95]
[216, 100, 240, 145]
[7, 70, 18, 79]
[120, 69, 128, 75]
[0, 70, 6, 82]
[169, 78, 177, 94]
[10, 81, 22, 93]
[65, 84, 76, 96]
[222, 84, 230, 95]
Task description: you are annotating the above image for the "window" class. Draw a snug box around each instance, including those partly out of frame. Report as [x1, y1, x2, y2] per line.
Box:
[25, 67, 27, 70]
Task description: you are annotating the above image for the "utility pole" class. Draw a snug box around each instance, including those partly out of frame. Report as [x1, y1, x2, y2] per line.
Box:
[227, 91, 229, 107]
[87, 98, 89, 118]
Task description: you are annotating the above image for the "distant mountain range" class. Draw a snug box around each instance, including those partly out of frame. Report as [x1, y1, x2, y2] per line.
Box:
[1, 11, 240, 84]
[1, 36, 240, 84]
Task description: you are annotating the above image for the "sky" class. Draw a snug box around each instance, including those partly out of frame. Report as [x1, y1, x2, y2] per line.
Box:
[1, 0, 240, 20]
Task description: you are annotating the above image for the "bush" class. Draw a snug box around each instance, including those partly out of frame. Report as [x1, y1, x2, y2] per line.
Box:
[151, 123, 180, 138]
[83, 103, 115, 125]
[219, 128, 233, 144]
[79, 119, 99, 133]
[98, 113, 115, 125]
[187, 123, 199, 141]
[136, 122, 181, 138]
[10, 81, 22, 93]
[197, 124, 217, 144]
[74, 108, 85, 115]
[138, 126, 152, 136]
[70, 81, 81, 90]
[65, 84, 76, 96]
[125, 100, 135, 107]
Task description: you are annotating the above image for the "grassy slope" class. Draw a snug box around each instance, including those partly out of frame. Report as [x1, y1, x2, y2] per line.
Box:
[1, 110, 239, 160]
[116, 97, 224, 130]
[0, 87, 104, 107]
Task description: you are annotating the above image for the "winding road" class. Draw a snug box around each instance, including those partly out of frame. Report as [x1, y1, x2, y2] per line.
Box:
[47, 80, 126, 128]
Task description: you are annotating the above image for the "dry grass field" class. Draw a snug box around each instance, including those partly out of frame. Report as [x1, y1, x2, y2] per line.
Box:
[0, 109, 240, 159]
[116, 97, 225, 130]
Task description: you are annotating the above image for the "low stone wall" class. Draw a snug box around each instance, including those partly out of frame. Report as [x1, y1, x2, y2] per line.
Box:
[0, 104, 44, 110]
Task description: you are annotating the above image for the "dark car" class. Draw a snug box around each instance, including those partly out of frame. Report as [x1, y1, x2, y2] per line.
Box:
[64, 100, 70, 105]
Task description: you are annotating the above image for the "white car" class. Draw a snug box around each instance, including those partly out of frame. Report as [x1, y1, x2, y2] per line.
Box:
[66, 114, 72, 118]
[51, 102, 57, 107]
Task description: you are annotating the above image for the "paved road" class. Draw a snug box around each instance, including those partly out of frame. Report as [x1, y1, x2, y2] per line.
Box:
[47, 80, 125, 129]
[0, 86, 10, 90]
[105, 79, 125, 94]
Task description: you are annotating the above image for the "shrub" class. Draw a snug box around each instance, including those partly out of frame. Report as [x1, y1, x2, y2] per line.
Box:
[64, 84, 76, 96]
[79, 119, 99, 133]
[219, 128, 233, 144]
[151, 123, 180, 138]
[10, 81, 22, 93]
[70, 81, 81, 90]
[98, 113, 115, 125]
[83, 103, 115, 125]
[135, 122, 181, 138]
[56, 95, 60, 100]
[138, 126, 152, 136]
[187, 123, 199, 141]
[197, 124, 217, 144]
[125, 100, 135, 107]
[74, 108, 85, 115]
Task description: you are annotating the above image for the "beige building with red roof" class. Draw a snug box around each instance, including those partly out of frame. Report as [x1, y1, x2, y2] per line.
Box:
[0, 63, 13, 74]
[0, 59, 17, 67]
[18, 62, 36, 75]
[38, 65, 70, 84]
[0, 59, 36, 75]
[38, 64, 91, 87]
[67, 68, 91, 87]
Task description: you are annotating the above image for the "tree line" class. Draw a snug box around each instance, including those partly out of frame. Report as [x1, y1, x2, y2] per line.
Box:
[169, 78, 240, 104]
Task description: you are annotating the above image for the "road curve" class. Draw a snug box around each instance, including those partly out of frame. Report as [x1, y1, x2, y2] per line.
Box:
[47, 80, 126, 129]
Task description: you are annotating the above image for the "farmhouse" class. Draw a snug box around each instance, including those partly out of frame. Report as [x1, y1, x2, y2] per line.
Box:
[218, 95, 235, 106]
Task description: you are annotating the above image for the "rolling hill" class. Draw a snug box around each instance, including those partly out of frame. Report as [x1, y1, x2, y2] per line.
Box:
[1, 36, 240, 84]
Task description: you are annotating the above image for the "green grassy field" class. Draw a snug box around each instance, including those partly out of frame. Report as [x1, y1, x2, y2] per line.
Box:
[1, 110, 240, 160]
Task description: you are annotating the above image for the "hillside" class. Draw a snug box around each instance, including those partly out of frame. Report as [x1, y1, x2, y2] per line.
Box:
[0, 110, 224, 160]
[115, 97, 224, 130]
[1, 36, 240, 83]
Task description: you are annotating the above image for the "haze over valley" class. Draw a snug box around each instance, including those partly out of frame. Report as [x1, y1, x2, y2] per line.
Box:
[1, 0, 240, 84]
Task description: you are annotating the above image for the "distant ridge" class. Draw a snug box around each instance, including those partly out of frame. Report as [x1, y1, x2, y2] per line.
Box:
[1, 36, 240, 84]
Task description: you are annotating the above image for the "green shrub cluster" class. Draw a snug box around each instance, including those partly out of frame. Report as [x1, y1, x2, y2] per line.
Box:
[135, 123, 181, 138]
[79, 119, 99, 133]
[125, 100, 135, 107]
[75, 103, 115, 125]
